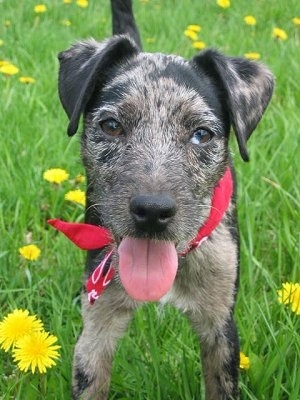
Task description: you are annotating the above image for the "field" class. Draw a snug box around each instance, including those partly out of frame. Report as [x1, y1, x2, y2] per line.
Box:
[0, 0, 299, 399]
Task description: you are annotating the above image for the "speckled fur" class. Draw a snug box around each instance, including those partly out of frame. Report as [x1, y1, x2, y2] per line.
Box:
[57, 1, 274, 399]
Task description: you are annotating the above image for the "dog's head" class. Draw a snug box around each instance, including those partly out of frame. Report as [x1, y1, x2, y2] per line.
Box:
[58, 36, 273, 300]
[58, 34, 274, 231]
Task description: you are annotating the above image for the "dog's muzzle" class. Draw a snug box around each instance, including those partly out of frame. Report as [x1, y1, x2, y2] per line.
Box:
[48, 167, 233, 303]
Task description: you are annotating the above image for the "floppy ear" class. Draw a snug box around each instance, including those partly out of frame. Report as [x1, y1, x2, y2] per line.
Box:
[58, 36, 139, 136]
[192, 50, 274, 161]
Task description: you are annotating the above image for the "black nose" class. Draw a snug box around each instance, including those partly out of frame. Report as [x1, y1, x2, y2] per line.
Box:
[130, 194, 177, 233]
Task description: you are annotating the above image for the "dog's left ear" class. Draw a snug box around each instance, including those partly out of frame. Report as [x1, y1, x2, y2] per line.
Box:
[192, 50, 274, 161]
[58, 36, 139, 136]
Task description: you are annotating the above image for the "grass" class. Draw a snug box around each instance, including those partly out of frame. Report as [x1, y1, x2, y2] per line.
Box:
[0, 0, 299, 399]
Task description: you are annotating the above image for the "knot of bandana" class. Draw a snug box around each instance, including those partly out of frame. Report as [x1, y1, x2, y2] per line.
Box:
[47, 218, 114, 304]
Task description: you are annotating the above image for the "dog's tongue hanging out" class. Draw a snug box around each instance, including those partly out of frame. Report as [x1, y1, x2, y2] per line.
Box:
[118, 237, 178, 301]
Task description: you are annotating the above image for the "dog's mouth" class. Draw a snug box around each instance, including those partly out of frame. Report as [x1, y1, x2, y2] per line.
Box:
[117, 237, 178, 302]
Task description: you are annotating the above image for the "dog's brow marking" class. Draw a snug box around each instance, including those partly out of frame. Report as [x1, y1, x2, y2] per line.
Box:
[91, 106, 120, 122]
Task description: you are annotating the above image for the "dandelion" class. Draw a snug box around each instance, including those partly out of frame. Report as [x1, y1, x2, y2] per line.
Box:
[244, 52, 261, 60]
[34, 4, 47, 13]
[63, 0, 72, 3]
[239, 352, 250, 370]
[19, 244, 41, 261]
[13, 330, 60, 373]
[74, 174, 86, 184]
[19, 76, 36, 84]
[146, 37, 156, 44]
[278, 282, 300, 315]
[0, 63, 19, 76]
[192, 41, 206, 50]
[65, 189, 86, 206]
[61, 19, 72, 26]
[0, 60, 9, 67]
[0, 309, 43, 352]
[43, 168, 69, 184]
[244, 16, 257, 26]
[272, 27, 288, 41]
[184, 29, 198, 41]
[76, 0, 88, 8]
[186, 24, 202, 33]
[292, 17, 300, 26]
[217, 0, 230, 9]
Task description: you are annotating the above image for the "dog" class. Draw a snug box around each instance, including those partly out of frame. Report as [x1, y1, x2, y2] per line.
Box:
[57, 0, 274, 398]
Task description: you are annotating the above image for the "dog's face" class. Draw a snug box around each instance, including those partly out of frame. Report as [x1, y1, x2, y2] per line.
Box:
[58, 36, 273, 301]
[83, 51, 231, 245]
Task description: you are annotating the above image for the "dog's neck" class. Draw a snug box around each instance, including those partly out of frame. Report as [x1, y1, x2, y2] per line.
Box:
[48, 167, 233, 303]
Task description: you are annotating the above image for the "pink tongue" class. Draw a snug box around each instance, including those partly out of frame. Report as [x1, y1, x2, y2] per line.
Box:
[118, 237, 178, 302]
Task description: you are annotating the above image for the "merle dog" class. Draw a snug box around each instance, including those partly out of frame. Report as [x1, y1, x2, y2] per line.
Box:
[57, 0, 274, 398]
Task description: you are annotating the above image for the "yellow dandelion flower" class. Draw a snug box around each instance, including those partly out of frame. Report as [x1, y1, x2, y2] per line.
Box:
[146, 37, 156, 44]
[272, 27, 288, 41]
[0, 39, 3, 47]
[19, 76, 36, 84]
[65, 189, 86, 206]
[13, 330, 60, 374]
[292, 17, 300, 26]
[43, 168, 69, 184]
[244, 52, 261, 60]
[61, 19, 72, 26]
[239, 352, 250, 370]
[19, 244, 41, 261]
[187, 24, 202, 33]
[76, 0, 88, 8]
[278, 282, 300, 315]
[63, 0, 72, 3]
[74, 174, 86, 184]
[278, 282, 297, 304]
[34, 4, 47, 13]
[184, 29, 198, 41]
[244, 16, 257, 26]
[0, 60, 9, 67]
[0, 309, 43, 352]
[0, 63, 19, 76]
[192, 41, 206, 50]
[217, 0, 230, 9]
[290, 289, 300, 315]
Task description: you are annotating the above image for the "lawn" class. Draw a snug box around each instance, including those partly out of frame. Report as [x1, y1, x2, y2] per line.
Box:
[0, 0, 299, 399]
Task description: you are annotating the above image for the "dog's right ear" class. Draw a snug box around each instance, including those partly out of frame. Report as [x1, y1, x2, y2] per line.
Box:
[58, 36, 139, 136]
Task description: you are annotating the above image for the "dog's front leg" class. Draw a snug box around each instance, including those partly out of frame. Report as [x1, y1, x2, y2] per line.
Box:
[189, 314, 240, 400]
[72, 292, 134, 400]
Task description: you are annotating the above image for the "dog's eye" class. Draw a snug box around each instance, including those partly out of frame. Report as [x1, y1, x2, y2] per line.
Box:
[100, 118, 124, 137]
[190, 128, 214, 145]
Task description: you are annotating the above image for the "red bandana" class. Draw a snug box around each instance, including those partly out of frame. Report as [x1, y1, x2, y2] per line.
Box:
[48, 167, 233, 304]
